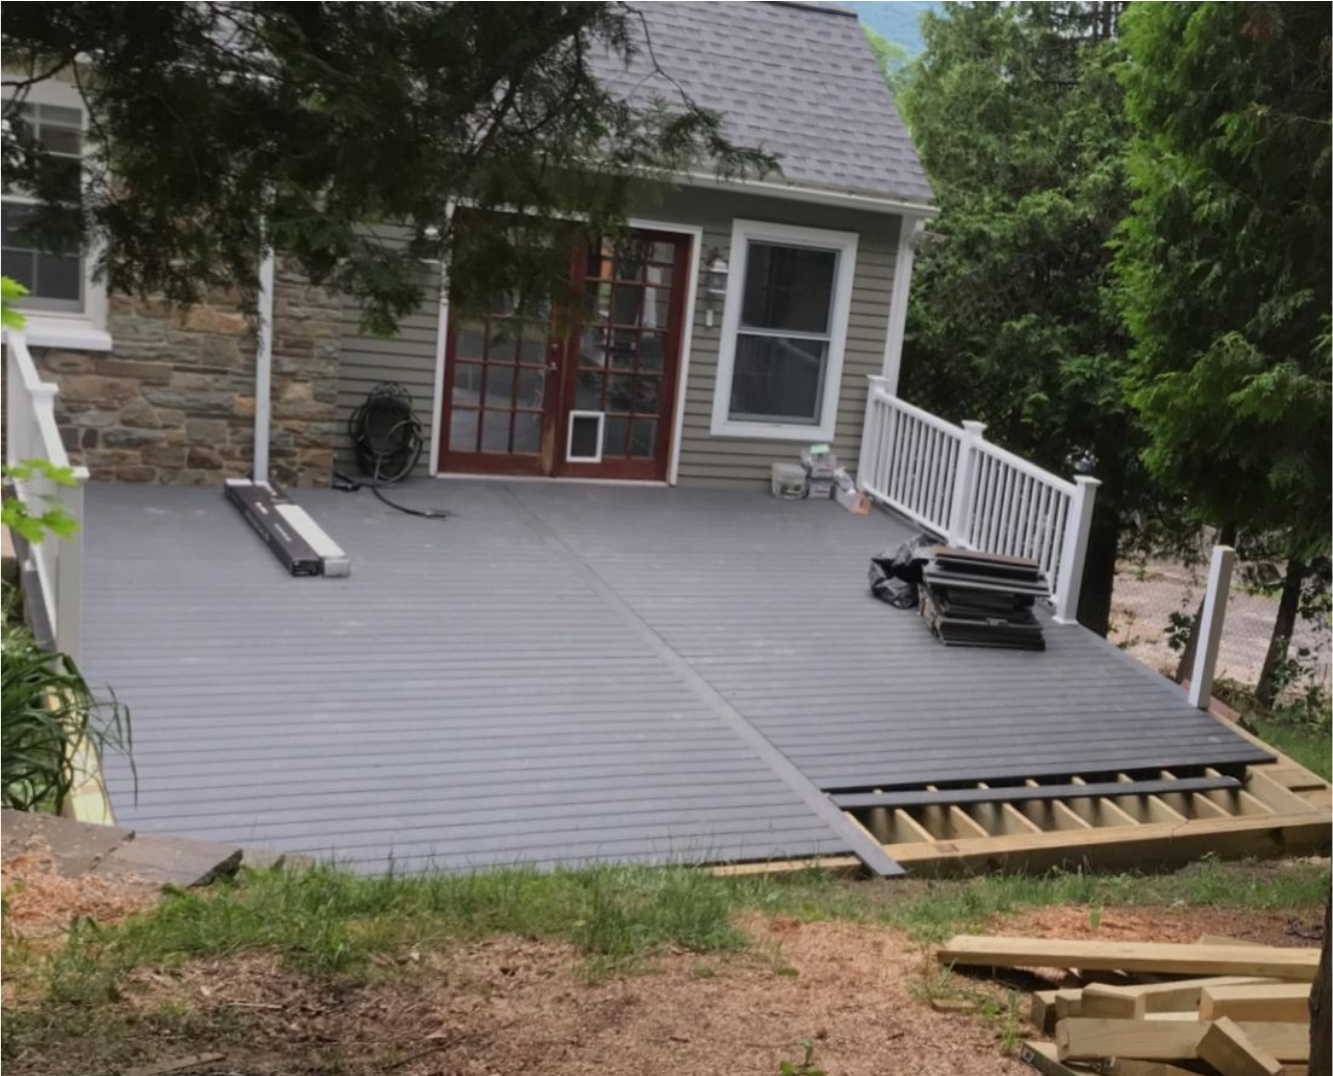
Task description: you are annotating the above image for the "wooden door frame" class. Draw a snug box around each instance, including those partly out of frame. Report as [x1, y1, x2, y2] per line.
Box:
[429, 218, 703, 486]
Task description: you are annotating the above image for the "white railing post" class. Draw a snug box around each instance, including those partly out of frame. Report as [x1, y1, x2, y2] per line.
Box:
[858, 376, 889, 492]
[1188, 545, 1235, 710]
[1052, 474, 1100, 624]
[946, 420, 986, 545]
[54, 472, 88, 659]
[5, 344, 19, 466]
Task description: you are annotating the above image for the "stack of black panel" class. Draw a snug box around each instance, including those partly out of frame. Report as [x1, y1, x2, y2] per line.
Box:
[919, 547, 1048, 651]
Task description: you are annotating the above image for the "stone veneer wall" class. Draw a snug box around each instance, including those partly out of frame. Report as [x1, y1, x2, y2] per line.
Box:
[36, 262, 340, 488]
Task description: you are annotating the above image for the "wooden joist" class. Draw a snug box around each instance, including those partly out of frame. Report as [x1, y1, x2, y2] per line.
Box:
[1196, 1017, 1284, 1076]
[831, 775, 1241, 811]
[1080, 976, 1278, 1018]
[887, 809, 1330, 875]
[938, 936, 1321, 980]
[1200, 982, 1313, 1023]
[1056, 1017, 1309, 1063]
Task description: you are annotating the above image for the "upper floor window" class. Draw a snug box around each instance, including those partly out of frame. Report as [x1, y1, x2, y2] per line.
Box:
[0, 77, 109, 348]
[710, 219, 857, 442]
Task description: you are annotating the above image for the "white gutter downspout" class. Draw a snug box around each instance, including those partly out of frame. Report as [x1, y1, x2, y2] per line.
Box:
[881, 216, 924, 395]
[253, 245, 276, 485]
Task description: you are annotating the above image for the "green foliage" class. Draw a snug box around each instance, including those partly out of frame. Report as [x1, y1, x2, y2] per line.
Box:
[1, 275, 28, 329]
[898, 2, 1147, 631]
[1, 616, 132, 813]
[863, 27, 913, 99]
[1114, 3, 1332, 562]
[1, 4, 776, 334]
[1, 460, 80, 544]
[778, 1040, 825, 1076]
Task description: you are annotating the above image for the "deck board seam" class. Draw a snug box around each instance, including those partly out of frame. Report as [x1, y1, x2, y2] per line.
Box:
[499, 483, 901, 877]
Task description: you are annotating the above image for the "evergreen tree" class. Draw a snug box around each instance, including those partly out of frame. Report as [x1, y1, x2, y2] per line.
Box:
[900, 1, 1139, 633]
[2, 2, 773, 332]
[1116, 2, 1332, 704]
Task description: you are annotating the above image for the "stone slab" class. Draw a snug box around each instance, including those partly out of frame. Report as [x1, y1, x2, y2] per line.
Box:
[1, 808, 133, 876]
[93, 833, 243, 888]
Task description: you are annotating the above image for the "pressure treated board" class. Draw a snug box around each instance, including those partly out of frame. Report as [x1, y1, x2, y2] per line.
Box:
[939, 936, 1321, 980]
[1200, 982, 1313, 1023]
[1057, 1018, 1309, 1063]
[1197, 1018, 1284, 1076]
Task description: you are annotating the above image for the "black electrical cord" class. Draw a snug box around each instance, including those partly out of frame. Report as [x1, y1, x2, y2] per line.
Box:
[336, 383, 450, 519]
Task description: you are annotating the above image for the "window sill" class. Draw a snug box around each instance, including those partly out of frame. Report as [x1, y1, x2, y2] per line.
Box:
[22, 318, 113, 352]
[709, 418, 836, 442]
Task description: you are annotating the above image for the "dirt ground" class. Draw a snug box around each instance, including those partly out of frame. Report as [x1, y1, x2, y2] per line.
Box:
[3, 859, 1326, 1076]
[1110, 555, 1331, 689]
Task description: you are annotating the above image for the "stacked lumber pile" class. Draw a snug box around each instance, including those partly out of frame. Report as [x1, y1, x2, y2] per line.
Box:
[919, 547, 1048, 651]
[936, 934, 1320, 1076]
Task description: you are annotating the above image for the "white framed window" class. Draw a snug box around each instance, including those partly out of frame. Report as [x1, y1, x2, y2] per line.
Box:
[1, 75, 110, 349]
[709, 218, 858, 441]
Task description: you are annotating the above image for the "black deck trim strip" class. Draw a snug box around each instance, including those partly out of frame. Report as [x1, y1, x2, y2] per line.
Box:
[831, 775, 1243, 811]
[501, 486, 903, 878]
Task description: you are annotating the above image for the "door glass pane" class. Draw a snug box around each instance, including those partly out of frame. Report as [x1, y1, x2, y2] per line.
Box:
[484, 364, 514, 408]
[512, 412, 541, 454]
[517, 368, 545, 408]
[728, 334, 827, 424]
[576, 371, 603, 410]
[603, 415, 629, 456]
[612, 285, 641, 327]
[488, 318, 521, 359]
[612, 239, 645, 282]
[481, 412, 510, 451]
[640, 333, 665, 372]
[579, 327, 606, 368]
[630, 419, 656, 457]
[453, 362, 482, 406]
[635, 377, 661, 415]
[741, 242, 837, 333]
[456, 324, 485, 359]
[649, 240, 676, 264]
[518, 322, 547, 365]
[449, 410, 479, 450]
[607, 374, 633, 413]
[608, 330, 636, 370]
[586, 281, 611, 321]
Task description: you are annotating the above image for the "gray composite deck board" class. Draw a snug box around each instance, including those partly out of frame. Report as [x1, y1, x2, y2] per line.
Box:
[82, 480, 1269, 875]
[82, 483, 864, 874]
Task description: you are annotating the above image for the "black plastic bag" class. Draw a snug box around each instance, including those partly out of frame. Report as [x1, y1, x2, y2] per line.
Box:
[869, 535, 935, 609]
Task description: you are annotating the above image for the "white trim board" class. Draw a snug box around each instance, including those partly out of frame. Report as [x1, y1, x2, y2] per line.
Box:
[427, 199, 457, 476]
[881, 216, 921, 393]
[678, 171, 938, 219]
[708, 218, 859, 443]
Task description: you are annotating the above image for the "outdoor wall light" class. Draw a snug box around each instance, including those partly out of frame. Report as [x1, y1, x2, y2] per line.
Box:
[703, 249, 729, 328]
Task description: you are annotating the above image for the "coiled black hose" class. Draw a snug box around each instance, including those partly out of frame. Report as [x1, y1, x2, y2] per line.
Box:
[336, 382, 449, 519]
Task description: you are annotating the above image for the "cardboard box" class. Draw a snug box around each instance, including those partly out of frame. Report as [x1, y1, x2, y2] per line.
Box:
[834, 483, 872, 514]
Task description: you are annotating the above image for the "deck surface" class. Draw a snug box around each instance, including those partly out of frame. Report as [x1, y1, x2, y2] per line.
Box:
[82, 481, 1269, 874]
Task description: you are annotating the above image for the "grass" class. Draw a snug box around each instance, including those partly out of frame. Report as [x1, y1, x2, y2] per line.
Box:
[1248, 716, 1332, 782]
[6, 855, 1327, 1017]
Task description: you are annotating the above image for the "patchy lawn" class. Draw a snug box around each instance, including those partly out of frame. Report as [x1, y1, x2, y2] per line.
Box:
[3, 855, 1327, 1075]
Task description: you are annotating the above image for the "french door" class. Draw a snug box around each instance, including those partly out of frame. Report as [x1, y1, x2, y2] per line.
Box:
[438, 228, 691, 481]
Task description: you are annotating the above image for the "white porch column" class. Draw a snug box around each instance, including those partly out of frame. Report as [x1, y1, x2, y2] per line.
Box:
[880, 215, 924, 395]
[253, 246, 276, 485]
[1188, 545, 1236, 710]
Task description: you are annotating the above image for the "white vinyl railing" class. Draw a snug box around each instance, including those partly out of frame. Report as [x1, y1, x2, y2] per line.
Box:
[3, 328, 89, 658]
[858, 376, 1099, 623]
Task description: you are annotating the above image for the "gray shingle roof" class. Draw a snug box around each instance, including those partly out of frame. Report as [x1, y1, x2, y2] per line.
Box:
[593, 1, 934, 206]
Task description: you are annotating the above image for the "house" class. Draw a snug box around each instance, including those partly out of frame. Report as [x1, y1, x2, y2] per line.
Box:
[3, 2, 934, 490]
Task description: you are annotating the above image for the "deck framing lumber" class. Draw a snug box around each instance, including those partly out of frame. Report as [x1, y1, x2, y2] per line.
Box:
[1056, 1017, 1308, 1063]
[1200, 982, 1313, 1023]
[938, 936, 1321, 980]
[1196, 1017, 1285, 1076]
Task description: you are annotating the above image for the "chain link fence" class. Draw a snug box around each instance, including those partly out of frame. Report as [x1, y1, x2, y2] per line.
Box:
[1108, 543, 1332, 707]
